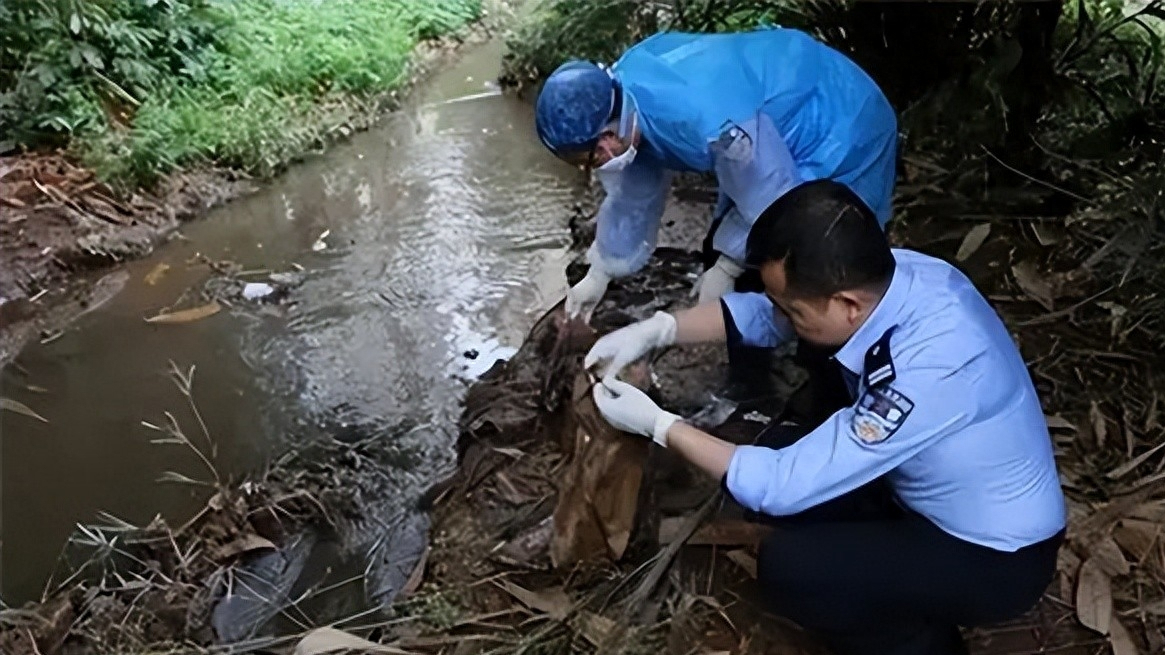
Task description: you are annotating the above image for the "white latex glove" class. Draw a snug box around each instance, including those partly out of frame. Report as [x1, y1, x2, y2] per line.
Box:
[583, 311, 677, 383]
[691, 255, 746, 304]
[565, 267, 611, 321]
[593, 378, 681, 447]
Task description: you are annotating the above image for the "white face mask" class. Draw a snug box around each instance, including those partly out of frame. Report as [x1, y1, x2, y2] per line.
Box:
[594, 145, 634, 194]
[596, 143, 637, 174]
[594, 110, 638, 179]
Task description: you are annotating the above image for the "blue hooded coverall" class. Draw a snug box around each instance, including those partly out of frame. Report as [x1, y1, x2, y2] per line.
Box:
[589, 27, 898, 278]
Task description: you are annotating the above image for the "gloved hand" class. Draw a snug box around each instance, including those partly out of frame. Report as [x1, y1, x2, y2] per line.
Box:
[691, 255, 746, 304]
[592, 378, 681, 447]
[584, 311, 677, 382]
[565, 267, 611, 321]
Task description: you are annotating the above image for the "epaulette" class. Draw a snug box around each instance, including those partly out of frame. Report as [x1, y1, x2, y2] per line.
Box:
[863, 326, 898, 389]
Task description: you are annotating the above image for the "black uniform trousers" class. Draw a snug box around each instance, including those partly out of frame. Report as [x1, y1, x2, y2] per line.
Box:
[701, 215, 774, 399]
[740, 366, 1063, 655]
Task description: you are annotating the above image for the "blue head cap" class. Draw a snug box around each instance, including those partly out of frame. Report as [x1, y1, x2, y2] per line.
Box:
[535, 60, 618, 156]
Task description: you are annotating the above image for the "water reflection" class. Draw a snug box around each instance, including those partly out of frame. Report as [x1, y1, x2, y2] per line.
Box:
[1, 40, 582, 604]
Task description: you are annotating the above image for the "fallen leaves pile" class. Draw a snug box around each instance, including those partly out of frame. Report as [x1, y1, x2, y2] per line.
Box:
[895, 146, 1165, 653]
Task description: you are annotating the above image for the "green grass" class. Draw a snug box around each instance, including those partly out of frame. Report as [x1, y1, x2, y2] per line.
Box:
[66, 0, 481, 189]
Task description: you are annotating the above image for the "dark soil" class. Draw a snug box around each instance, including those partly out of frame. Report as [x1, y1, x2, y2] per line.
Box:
[0, 153, 247, 304]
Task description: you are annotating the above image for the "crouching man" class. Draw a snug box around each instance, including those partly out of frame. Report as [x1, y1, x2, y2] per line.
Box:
[584, 179, 1066, 655]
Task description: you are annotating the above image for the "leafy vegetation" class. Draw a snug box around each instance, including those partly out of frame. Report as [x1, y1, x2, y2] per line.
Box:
[1, 0, 483, 189]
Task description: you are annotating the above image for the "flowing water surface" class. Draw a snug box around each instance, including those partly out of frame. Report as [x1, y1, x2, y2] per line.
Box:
[1, 39, 584, 605]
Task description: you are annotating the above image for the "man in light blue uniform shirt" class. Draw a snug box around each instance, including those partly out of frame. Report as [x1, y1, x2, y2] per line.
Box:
[534, 28, 897, 319]
[582, 180, 1066, 654]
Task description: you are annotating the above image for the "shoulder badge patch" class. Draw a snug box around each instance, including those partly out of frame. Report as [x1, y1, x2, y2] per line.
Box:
[851, 385, 914, 445]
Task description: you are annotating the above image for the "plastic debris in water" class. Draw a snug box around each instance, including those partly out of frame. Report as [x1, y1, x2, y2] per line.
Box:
[312, 229, 330, 252]
[243, 283, 276, 300]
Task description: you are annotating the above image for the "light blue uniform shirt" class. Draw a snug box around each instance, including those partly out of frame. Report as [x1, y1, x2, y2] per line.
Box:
[721, 249, 1067, 552]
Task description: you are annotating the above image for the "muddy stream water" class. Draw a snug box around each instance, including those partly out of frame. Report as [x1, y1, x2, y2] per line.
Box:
[1, 40, 585, 606]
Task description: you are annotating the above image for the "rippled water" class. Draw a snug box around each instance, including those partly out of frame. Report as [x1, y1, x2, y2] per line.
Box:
[0, 39, 584, 604]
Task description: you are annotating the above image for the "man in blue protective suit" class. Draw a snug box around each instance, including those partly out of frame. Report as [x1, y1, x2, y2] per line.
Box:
[534, 27, 898, 319]
[581, 180, 1066, 655]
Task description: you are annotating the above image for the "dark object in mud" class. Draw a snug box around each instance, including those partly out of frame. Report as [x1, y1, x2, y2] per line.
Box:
[456, 294, 676, 569]
[364, 510, 432, 609]
[456, 307, 648, 566]
[212, 532, 317, 644]
[549, 320, 659, 567]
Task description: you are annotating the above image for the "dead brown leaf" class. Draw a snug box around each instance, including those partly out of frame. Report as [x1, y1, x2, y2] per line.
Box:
[1070, 488, 1165, 548]
[144, 262, 171, 286]
[659, 517, 770, 549]
[214, 534, 277, 561]
[1057, 547, 1083, 601]
[145, 301, 221, 324]
[293, 627, 410, 655]
[1075, 557, 1112, 635]
[1128, 501, 1165, 522]
[569, 611, 618, 648]
[1031, 222, 1062, 246]
[1045, 414, 1077, 431]
[207, 491, 226, 512]
[1123, 407, 1136, 459]
[1114, 519, 1159, 564]
[1091, 402, 1108, 450]
[658, 516, 685, 543]
[495, 581, 571, 620]
[400, 546, 429, 598]
[1145, 391, 1159, 433]
[1091, 535, 1130, 577]
[723, 550, 758, 579]
[551, 370, 651, 566]
[1109, 614, 1139, 655]
[1106, 439, 1165, 480]
[156, 471, 207, 486]
[1011, 261, 1055, 311]
[0, 397, 49, 423]
[955, 223, 991, 262]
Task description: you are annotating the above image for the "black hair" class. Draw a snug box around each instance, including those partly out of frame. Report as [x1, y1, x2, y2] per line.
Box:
[744, 179, 895, 299]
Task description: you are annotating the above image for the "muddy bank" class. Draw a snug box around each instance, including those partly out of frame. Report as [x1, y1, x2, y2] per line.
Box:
[389, 171, 1165, 655]
[0, 181, 724, 653]
[0, 12, 504, 361]
[0, 416, 435, 654]
[410, 153, 1165, 655]
[7, 160, 1159, 653]
[0, 154, 248, 307]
